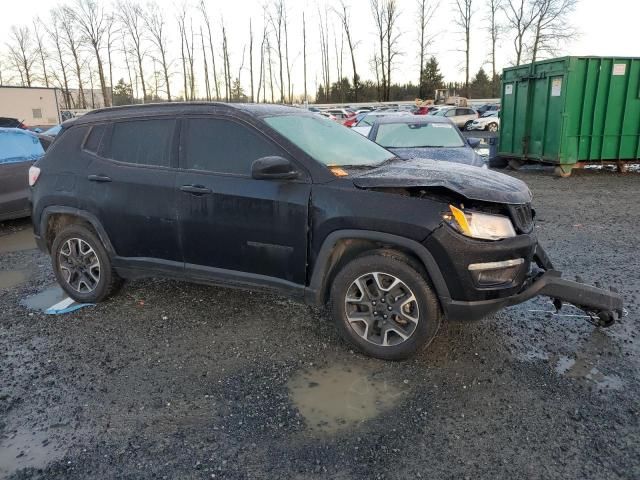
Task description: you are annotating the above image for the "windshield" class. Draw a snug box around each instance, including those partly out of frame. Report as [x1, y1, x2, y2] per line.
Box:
[265, 114, 393, 167]
[374, 122, 464, 148]
[432, 109, 450, 117]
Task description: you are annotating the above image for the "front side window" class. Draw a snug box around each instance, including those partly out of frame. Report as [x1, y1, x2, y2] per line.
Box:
[265, 114, 392, 167]
[183, 118, 284, 175]
[374, 122, 465, 148]
[107, 119, 175, 167]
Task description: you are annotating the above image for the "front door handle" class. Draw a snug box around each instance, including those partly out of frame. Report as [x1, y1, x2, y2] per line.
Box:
[88, 174, 112, 182]
[180, 184, 212, 195]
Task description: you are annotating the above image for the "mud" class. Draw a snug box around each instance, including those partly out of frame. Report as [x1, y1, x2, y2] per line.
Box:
[0, 169, 639, 479]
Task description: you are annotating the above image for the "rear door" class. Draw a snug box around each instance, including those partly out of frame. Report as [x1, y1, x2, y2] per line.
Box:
[176, 116, 311, 285]
[83, 118, 182, 268]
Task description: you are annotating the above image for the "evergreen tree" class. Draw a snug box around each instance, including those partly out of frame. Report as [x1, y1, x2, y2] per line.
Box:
[419, 57, 444, 100]
[469, 67, 492, 98]
[112, 78, 133, 106]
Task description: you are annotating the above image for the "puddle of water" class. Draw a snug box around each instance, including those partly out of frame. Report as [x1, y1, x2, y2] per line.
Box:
[21, 285, 67, 312]
[0, 269, 30, 290]
[555, 354, 624, 390]
[288, 364, 405, 434]
[0, 429, 64, 477]
[0, 228, 36, 254]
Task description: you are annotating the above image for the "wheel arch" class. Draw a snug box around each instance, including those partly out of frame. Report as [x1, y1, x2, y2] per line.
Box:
[39, 206, 115, 255]
[306, 230, 451, 308]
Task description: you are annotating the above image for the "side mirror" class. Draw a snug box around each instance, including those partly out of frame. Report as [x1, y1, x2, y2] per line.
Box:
[251, 156, 299, 180]
[467, 138, 481, 149]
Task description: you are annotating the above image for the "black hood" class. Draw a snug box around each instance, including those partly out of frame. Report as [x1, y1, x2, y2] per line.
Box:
[351, 158, 532, 204]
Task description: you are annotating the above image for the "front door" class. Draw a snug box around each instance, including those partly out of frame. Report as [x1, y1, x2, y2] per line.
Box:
[177, 116, 310, 286]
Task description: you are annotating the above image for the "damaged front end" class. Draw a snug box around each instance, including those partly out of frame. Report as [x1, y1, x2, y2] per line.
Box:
[352, 158, 624, 327]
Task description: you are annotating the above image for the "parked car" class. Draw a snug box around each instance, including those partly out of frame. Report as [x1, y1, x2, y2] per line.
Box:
[468, 111, 500, 132]
[343, 113, 366, 128]
[431, 107, 478, 130]
[0, 128, 45, 221]
[351, 111, 410, 136]
[326, 108, 356, 120]
[30, 103, 622, 360]
[0, 117, 28, 129]
[367, 116, 486, 168]
[318, 111, 337, 121]
[476, 103, 500, 116]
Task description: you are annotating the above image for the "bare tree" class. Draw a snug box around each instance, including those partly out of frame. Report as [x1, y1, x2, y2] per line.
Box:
[44, 11, 72, 107]
[530, 0, 577, 62]
[453, 0, 473, 97]
[69, 0, 110, 106]
[59, 8, 87, 108]
[317, 7, 331, 102]
[257, 16, 267, 103]
[334, 29, 344, 101]
[33, 19, 50, 87]
[370, 0, 386, 101]
[383, 0, 401, 101]
[249, 19, 254, 102]
[335, 1, 360, 101]
[269, 0, 286, 103]
[283, 8, 292, 102]
[200, 27, 211, 100]
[118, 0, 147, 102]
[143, 3, 173, 101]
[105, 15, 117, 105]
[6, 26, 37, 87]
[221, 23, 232, 102]
[199, 0, 220, 100]
[266, 34, 275, 103]
[302, 12, 307, 103]
[486, 0, 502, 92]
[417, 0, 439, 98]
[503, 0, 538, 65]
[177, 8, 189, 100]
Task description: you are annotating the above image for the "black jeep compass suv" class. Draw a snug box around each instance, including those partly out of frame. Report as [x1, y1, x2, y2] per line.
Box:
[29, 103, 622, 360]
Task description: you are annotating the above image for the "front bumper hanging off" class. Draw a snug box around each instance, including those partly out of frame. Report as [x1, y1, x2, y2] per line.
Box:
[445, 244, 624, 325]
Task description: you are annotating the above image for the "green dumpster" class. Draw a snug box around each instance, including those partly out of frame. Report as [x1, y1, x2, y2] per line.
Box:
[499, 56, 640, 176]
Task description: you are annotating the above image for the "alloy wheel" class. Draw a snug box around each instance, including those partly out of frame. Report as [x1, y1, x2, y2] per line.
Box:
[58, 238, 101, 293]
[344, 272, 419, 347]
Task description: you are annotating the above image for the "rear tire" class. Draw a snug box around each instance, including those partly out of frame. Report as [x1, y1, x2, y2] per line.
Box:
[330, 252, 441, 360]
[51, 224, 122, 303]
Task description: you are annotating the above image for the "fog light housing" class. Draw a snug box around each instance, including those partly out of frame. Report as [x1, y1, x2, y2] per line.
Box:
[468, 258, 524, 287]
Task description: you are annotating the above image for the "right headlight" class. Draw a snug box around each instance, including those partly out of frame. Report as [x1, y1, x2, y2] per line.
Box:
[443, 205, 516, 241]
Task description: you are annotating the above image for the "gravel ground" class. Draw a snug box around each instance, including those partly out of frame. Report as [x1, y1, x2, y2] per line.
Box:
[1, 168, 639, 480]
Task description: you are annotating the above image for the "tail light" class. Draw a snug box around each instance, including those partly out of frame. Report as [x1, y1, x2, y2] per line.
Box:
[28, 166, 41, 186]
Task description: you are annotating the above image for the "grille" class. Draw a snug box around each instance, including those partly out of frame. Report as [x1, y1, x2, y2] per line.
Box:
[509, 203, 534, 234]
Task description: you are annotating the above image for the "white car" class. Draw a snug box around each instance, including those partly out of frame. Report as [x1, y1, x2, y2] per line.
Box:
[351, 111, 411, 136]
[468, 111, 500, 132]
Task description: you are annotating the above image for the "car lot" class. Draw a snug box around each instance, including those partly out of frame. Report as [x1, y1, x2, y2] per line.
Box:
[1, 169, 639, 479]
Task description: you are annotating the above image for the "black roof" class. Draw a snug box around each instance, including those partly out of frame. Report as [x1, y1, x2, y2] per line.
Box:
[72, 102, 306, 126]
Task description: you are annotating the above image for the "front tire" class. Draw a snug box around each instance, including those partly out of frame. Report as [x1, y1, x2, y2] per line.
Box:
[51, 224, 122, 303]
[330, 252, 441, 360]
[464, 120, 474, 131]
[487, 122, 498, 132]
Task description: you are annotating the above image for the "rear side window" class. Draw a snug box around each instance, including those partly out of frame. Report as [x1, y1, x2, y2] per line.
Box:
[182, 118, 283, 175]
[106, 119, 175, 167]
[83, 124, 106, 153]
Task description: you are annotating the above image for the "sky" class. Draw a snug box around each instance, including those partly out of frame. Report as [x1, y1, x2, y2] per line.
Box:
[1, 0, 638, 100]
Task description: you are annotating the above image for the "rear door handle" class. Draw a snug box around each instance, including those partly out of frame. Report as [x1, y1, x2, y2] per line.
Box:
[88, 174, 112, 183]
[180, 184, 212, 195]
